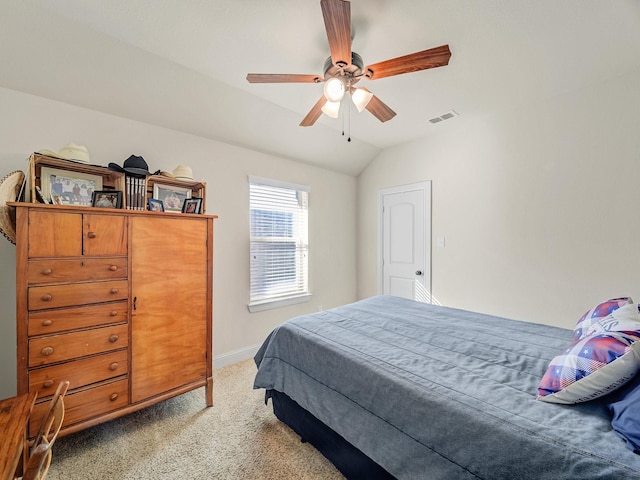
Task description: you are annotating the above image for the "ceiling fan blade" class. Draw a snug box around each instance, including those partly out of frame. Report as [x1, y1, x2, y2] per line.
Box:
[364, 44, 451, 80]
[246, 73, 322, 83]
[365, 95, 396, 123]
[300, 96, 328, 127]
[321, 0, 352, 67]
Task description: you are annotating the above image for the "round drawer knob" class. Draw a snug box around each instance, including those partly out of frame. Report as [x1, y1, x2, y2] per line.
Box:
[110, 288, 119, 294]
[109, 334, 119, 343]
[41, 294, 52, 302]
[43, 380, 54, 388]
[41, 269, 52, 275]
[41, 346, 54, 356]
[87, 232, 96, 239]
[109, 362, 119, 371]
[109, 265, 118, 271]
[110, 311, 118, 317]
[42, 319, 53, 327]
[110, 393, 119, 401]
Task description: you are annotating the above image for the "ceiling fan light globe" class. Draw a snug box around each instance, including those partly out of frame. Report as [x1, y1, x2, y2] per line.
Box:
[323, 77, 346, 102]
[352, 88, 374, 112]
[321, 101, 341, 118]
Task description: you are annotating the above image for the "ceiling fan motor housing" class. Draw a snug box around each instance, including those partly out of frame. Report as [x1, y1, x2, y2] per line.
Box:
[324, 51, 364, 85]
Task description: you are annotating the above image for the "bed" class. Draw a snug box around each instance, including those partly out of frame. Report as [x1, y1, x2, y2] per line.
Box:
[253, 295, 640, 479]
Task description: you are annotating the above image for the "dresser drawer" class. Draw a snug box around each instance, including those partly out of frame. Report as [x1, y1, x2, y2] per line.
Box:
[28, 280, 128, 310]
[29, 349, 128, 396]
[29, 324, 128, 367]
[29, 378, 129, 437]
[28, 301, 128, 336]
[28, 257, 127, 285]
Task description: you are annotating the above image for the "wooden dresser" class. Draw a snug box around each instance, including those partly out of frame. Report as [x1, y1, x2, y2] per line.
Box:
[13, 203, 216, 438]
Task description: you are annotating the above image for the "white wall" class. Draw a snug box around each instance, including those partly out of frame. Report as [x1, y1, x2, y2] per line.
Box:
[358, 69, 640, 329]
[0, 87, 357, 399]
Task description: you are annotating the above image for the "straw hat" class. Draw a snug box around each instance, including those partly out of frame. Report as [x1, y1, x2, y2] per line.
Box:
[38, 143, 91, 164]
[0, 170, 26, 245]
[172, 165, 194, 180]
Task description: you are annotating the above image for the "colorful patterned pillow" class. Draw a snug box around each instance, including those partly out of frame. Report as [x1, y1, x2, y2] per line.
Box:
[538, 304, 640, 404]
[572, 297, 633, 342]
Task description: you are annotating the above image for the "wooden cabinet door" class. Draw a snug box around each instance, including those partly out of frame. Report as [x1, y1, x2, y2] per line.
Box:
[83, 214, 128, 256]
[130, 216, 209, 403]
[28, 211, 82, 257]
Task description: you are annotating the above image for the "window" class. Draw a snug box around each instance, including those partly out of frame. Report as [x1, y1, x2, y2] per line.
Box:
[248, 176, 310, 312]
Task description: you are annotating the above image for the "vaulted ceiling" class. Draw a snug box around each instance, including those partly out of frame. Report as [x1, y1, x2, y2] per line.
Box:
[2, 0, 639, 175]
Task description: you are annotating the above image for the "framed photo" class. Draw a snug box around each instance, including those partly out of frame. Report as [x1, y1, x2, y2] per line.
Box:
[34, 186, 49, 204]
[148, 198, 165, 212]
[182, 197, 202, 214]
[92, 191, 122, 209]
[153, 183, 191, 212]
[41, 166, 103, 206]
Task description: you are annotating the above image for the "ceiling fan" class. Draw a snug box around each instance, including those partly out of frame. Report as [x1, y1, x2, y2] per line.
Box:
[246, 0, 451, 127]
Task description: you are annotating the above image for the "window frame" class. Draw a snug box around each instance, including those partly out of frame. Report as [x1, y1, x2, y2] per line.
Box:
[248, 176, 311, 313]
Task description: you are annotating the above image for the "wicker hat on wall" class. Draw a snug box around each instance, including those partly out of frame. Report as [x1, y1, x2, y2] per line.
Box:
[0, 170, 26, 244]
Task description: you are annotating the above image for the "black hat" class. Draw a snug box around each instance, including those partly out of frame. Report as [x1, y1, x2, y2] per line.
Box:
[108, 155, 151, 177]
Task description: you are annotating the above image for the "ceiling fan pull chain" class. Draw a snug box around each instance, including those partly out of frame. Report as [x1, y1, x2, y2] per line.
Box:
[346, 89, 351, 142]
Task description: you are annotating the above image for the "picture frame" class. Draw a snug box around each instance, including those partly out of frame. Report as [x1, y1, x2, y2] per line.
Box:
[34, 186, 48, 204]
[182, 197, 202, 214]
[92, 190, 122, 209]
[152, 182, 191, 212]
[148, 198, 165, 212]
[41, 166, 103, 206]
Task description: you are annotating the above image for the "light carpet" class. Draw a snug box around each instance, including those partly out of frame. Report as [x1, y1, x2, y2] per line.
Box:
[47, 359, 344, 479]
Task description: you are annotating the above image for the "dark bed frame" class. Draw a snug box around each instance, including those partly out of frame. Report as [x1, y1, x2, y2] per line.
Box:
[269, 390, 396, 480]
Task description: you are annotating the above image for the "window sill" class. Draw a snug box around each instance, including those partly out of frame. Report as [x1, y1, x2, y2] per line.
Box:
[248, 293, 312, 313]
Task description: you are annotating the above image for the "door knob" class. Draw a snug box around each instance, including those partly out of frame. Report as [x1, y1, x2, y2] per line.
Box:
[415, 270, 423, 276]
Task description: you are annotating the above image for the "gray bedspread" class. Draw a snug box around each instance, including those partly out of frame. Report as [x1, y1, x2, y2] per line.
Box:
[254, 296, 640, 479]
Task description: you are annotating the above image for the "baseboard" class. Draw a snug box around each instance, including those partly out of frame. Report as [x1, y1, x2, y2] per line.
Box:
[214, 344, 261, 369]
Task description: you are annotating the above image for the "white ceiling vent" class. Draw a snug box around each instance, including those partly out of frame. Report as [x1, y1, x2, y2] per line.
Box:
[429, 110, 459, 124]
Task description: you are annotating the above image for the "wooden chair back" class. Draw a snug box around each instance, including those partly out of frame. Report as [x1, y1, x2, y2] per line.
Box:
[22, 381, 70, 480]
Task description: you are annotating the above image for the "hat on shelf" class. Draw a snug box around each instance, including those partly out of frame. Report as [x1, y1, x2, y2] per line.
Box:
[152, 170, 175, 178]
[0, 170, 26, 245]
[172, 165, 194, 180]
[108, 155, 151, 177]
[37, 143, 91, 164]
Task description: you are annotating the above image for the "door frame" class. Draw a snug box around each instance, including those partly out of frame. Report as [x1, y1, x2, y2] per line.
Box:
[377, 181, 432, 300]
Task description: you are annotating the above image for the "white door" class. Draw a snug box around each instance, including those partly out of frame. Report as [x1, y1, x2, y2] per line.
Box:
[379, 182, 431, 303]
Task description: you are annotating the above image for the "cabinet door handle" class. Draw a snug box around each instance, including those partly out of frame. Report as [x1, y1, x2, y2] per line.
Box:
[109, 265, 118, 271]
[41, 346, 54, 356]
[43, 380, 54, 388]
[110, 393, 119, 401]
[109, 334, 119, 343]
[110, 310, 118, 317]
[87, 232, 96, 239]
[110, 288, 119, 294]
[42, 319, 53, 327]
[41, 294, 52, 302]
[109, 362, 119, 371]
[41, 269, 52, 275]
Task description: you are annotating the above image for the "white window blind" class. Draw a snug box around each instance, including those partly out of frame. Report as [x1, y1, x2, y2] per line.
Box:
[249, 177, 309, 311]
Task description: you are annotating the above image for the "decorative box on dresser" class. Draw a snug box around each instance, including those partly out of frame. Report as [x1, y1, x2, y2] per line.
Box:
[13, 203, 216, 439]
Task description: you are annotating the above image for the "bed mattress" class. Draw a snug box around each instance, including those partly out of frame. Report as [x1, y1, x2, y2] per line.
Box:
[254, 295, 640, 479]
